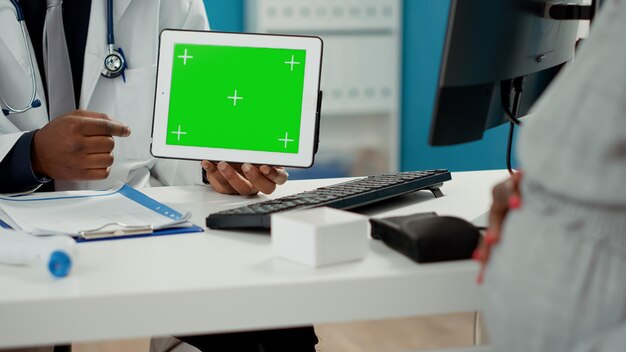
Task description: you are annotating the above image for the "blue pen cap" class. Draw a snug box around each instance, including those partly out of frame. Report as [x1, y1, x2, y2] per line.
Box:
[48, 251, 72, 278]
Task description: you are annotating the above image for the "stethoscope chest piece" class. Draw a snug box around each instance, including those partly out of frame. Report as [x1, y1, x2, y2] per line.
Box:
[101, 47, 126, 78]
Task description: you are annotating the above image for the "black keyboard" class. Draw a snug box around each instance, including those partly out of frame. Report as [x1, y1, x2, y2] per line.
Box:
[206, 169, 452, 229]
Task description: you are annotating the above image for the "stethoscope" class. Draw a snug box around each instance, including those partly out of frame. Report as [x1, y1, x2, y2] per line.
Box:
[101, 0, 127, 80]
[1, 0, 127, 117]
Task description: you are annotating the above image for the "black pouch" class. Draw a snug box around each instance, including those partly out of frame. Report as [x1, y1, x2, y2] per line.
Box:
[370, 212, 480, 263]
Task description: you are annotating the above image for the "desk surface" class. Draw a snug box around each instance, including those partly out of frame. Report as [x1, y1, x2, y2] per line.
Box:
[0, 170, 508, 348]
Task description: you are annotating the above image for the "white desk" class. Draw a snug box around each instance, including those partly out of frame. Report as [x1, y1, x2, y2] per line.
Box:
[0, 170, 508, 349]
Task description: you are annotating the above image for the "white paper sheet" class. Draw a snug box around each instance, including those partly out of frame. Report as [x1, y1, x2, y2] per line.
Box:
[0, 183, 189, 236]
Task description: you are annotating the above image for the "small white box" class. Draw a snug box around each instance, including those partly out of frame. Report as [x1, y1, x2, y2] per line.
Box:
[271, 207, 370, 267]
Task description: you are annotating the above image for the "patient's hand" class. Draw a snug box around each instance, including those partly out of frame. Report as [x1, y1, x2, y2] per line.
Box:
[474, 172, 522, 283]
[202, 161, 288, 195]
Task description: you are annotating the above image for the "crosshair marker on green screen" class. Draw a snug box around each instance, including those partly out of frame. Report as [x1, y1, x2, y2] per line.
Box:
[166, 44, 307, 154]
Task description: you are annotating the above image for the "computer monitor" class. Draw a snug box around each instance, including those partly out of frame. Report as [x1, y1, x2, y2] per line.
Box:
[429, 0, 587, 146]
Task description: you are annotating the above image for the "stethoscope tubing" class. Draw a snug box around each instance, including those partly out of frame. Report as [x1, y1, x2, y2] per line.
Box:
[2, 0, 120, 116]
[9, 0, 23, 21]
[0, 2, 39, 115]
[107, 0, 115, 45]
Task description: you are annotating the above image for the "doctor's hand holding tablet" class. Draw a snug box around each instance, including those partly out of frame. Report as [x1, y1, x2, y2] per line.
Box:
[202, 161, 289, 196]
[152, 30, 323, 195]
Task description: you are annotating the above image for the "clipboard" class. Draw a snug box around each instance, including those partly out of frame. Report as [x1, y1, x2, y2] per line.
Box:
[0, 184, 204, 242]
[75, 225, 204, 243]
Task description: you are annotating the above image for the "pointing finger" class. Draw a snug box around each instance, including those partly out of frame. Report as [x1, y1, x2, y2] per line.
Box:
[80, 117, 131, 137]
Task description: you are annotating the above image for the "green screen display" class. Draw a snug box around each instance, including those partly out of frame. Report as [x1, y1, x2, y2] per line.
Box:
[166, 44, 306, 154]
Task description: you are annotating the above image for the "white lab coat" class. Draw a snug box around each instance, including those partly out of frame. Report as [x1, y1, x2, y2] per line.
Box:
[1, 3, 217, 350]
[0, 0, 209, 191]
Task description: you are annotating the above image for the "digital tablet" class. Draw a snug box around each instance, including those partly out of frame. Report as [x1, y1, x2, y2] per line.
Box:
[151, 29, 323, 168]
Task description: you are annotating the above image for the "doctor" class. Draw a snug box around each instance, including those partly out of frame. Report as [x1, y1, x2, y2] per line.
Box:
[0, 0, 288, 195]
[0, 0, 318, 351]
